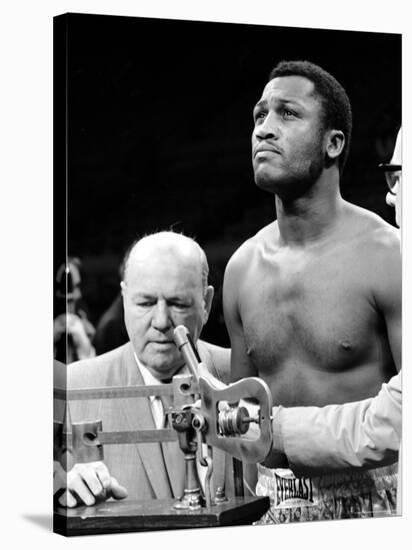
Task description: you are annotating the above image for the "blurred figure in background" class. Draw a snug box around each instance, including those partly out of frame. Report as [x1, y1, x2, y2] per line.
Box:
[93, 294, 128, 355]
[93, 259, 128, 355]
[54, 257, 96, 363]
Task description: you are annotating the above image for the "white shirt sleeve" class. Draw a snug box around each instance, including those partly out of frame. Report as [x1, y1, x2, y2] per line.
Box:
[271, 371, 401, 476]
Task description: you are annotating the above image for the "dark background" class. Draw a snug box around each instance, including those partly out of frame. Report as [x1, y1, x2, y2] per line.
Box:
[56, 13, 401, 347]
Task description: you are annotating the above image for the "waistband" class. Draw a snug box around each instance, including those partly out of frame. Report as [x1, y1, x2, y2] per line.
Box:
[257, 462, 398, 493]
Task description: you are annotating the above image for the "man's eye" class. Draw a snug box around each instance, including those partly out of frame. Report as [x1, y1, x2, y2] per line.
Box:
[172, 302, 189, 310]
[136, 302, 153, 307]
[254, 111, 267, 123]
[282, 109, 296, 119]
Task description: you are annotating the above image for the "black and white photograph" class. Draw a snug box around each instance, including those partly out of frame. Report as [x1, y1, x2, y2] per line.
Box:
[52, 11, 402, 536]
[2, 2, 409, 549]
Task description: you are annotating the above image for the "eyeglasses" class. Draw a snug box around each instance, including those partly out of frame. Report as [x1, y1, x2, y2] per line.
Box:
[378, 163, 402, 195]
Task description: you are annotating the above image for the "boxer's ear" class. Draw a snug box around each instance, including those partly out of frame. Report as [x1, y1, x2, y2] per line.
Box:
[203, 285, 214, 323]
[326, 129, 345, 161]
[120, 280, 127, 297]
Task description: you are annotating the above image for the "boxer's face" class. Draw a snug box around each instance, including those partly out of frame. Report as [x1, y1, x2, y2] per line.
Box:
[122, 247, 212, 381]
[252, 75, 328, 199]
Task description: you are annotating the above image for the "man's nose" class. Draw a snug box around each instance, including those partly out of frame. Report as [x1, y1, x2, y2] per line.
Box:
[254, 112, 279, 140]
[386, 187, 397, 208]
[151, 301, 172, 331]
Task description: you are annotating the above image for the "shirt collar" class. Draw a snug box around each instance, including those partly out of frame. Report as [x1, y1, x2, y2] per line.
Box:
[133, 352, 162, 384]
[133, 352, 189, 400]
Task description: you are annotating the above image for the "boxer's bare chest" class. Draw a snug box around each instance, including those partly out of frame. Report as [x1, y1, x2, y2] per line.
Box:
[238, 237, 387, 392]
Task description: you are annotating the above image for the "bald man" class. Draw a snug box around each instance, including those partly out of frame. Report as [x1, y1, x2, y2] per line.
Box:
[54, 232, 231, 508]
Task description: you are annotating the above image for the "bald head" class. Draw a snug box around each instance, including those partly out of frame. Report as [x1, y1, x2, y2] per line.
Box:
[123, 232, 209, 294]
[120, 232, 214, 380]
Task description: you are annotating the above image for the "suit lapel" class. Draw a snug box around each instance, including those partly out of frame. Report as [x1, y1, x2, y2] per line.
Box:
[119, 344, 173, 499]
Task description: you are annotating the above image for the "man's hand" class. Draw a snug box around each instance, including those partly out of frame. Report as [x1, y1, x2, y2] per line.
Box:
[54, 461, 128, 508]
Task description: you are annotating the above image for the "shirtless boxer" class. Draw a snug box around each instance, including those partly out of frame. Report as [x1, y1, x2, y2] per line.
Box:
[223, 61, 401, 523]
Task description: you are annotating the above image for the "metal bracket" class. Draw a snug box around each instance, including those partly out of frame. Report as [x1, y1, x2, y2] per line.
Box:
[199, 376, 273, 463]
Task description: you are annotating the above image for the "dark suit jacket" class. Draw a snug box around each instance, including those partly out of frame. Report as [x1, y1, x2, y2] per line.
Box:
[54, 341, 232, 500]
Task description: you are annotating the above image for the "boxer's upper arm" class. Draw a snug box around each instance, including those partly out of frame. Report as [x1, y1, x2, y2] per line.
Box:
[372, 230, 402, 372]
[223, 251, 257, 382]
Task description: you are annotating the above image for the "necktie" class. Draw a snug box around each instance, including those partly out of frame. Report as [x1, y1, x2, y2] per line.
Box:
[159, 392, 186, 498]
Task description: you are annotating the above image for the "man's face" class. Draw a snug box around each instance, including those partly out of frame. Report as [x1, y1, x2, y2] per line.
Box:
[122, 248, 211, 380]
[252, 75, 327, 198]
[385, 129, 402, 228]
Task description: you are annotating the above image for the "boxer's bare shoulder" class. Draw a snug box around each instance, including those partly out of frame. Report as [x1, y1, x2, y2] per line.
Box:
[340, 203, 400, 293]
[224, 221, 280, 282]
[343, 202, 399, 245]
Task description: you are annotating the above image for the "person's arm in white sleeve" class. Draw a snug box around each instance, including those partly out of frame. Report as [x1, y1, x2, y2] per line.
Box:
[269, 372, 401, 476]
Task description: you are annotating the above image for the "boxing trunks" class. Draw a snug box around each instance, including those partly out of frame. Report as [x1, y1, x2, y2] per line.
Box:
[255, 463, 398, 523]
